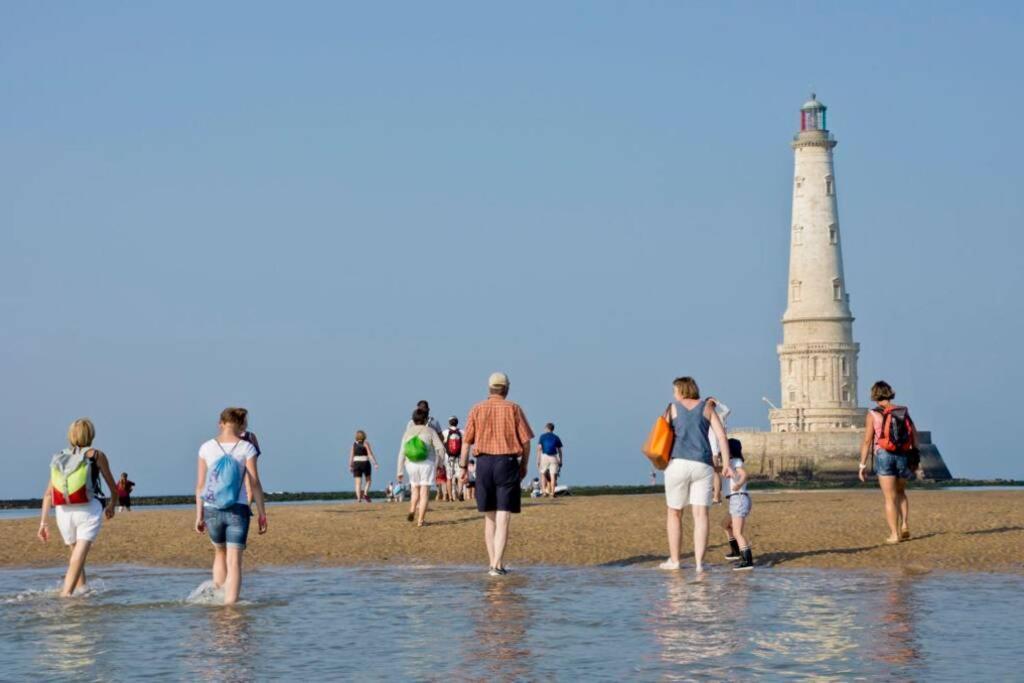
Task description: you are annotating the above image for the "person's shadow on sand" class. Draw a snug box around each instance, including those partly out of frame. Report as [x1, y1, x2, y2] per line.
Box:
[761, 532, 943, 566]
[962, 525, 1024, 536]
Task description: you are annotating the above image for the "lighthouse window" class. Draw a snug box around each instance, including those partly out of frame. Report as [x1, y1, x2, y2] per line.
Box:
[841, 386, 850, 402]
[825, 175, 835, 195]
[788, 359, 794, 375]
[841, 356, 849, 375]
[791, 280, 802, 302]
[793, 226, 803, 245]
[795, 176, 804, 191]
[789, 390, 796, 403]
[832, 279, 842, 301]
[829, 224, 838, 244]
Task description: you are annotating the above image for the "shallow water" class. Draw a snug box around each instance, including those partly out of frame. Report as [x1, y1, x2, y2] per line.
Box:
[1, 565, 1020, 681]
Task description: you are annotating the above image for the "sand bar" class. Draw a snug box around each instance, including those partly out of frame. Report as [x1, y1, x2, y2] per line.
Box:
[1, 490, 1022, 573]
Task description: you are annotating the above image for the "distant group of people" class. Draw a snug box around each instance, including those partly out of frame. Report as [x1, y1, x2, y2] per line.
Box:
[339, 373, 535, 574]
[349, 408, 485, 508]
[348, 402, 563, 522]
[35, 369, 921, 604]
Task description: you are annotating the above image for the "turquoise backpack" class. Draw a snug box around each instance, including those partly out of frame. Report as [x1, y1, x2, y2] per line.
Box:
[203, 442, 245, 509]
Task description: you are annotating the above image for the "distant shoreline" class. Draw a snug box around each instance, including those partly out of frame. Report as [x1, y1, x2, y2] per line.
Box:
[2, 479, 1021, 510]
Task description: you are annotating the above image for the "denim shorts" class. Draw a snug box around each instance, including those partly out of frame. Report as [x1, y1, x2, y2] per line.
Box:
[205, 503, 252, 549]
[875, 450, 911, 479]
[728, 493, 751, 518]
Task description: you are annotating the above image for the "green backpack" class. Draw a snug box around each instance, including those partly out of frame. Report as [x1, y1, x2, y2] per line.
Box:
[403, 435, 429, 462]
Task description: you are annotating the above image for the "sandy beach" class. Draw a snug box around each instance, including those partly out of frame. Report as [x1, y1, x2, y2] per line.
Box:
[2, 490, 1021, 573]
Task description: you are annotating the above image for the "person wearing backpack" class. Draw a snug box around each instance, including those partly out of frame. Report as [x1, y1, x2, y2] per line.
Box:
[442, 416, 464, 501]
[397, 407, 447, 527]
[194, 407, 268, 605]
[859, 381, 919, 544]
[37, 418, 120, 597]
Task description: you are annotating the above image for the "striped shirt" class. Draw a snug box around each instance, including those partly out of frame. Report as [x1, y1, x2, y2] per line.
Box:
[464, 395, 534, 456]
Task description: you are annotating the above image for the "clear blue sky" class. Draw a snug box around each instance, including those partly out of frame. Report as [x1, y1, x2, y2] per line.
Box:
[2, 2, 1022, 498]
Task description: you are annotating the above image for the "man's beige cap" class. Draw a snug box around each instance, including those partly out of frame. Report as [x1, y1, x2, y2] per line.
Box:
[488, 372, 510, 388]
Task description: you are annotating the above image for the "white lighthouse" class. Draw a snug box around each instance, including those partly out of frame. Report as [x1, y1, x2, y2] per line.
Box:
[769, 94, 865, 432]
[731, 95, 950, 479]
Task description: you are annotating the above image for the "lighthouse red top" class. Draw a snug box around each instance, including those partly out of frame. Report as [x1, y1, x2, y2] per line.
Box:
[800, 93, 827, 132]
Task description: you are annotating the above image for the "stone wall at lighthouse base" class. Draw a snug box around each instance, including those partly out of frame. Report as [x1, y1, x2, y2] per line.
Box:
[728, 428, 952, 481]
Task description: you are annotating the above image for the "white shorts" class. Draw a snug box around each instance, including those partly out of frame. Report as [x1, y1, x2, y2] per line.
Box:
[55, 499, 104, 546]
[664, 459, 714, 509]
[540, 455, 560, 477]
[444, 457, 459, 479]
[404, 459, 437, 487]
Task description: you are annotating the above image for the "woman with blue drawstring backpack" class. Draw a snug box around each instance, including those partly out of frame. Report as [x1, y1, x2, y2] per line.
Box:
[195, 407, 267, 605]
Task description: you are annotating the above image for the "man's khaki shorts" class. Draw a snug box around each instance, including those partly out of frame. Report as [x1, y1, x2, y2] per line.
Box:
[540, 455, 560, 477]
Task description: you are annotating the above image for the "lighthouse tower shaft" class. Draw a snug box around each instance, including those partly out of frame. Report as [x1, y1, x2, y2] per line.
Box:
[769, 96, 865, 433]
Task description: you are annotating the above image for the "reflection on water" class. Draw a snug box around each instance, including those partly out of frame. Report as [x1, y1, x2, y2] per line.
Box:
[655, 574, 738, 672]
[875, 577, 921, 667]
[33, 602, 104, 680]
[0, 565, 1022, 680]
[187, 607, 255, 683]
[753, 587, 858, 673]
[466, 575, 533, 680]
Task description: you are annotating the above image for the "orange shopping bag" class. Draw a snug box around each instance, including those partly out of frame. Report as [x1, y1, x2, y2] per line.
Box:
[642, 404, 674, 470]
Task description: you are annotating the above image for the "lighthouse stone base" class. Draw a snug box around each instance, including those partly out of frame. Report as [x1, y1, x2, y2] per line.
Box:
[728, 428, 952, 481]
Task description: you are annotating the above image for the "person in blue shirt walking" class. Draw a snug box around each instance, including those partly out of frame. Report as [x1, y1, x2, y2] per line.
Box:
[536, 423, 564, 497]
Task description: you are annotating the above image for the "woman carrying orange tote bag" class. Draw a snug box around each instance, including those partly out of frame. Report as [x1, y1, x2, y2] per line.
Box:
[642, 404, 674, 470]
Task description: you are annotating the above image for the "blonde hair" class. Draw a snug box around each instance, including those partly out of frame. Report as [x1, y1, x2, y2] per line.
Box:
[355, 430, 367, 443]
[673, 376, 701, 400]
[67, 418, 95, 448]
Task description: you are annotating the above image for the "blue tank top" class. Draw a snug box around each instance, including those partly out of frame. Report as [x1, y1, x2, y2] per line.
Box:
[671, 399, 713, 466]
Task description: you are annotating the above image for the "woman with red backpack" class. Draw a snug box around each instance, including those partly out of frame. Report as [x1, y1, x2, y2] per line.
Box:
[859, 380, 919, 544]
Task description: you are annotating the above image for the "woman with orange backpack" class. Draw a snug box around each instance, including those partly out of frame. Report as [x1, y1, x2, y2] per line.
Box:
[859, 380, 919, 543]
[37, 418, 120, 597]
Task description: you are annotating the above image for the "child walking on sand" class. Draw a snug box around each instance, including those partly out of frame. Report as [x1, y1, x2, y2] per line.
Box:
[720, 438, 753, 571]
[37, 418, 120, 597]
[195, 407, 268, 605]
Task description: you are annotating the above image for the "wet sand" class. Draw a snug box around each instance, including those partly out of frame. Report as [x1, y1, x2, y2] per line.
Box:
[2, 490, 1022, 572]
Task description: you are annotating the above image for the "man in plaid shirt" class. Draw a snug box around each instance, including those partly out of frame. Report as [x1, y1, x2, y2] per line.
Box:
[459, 372, 533, 576]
